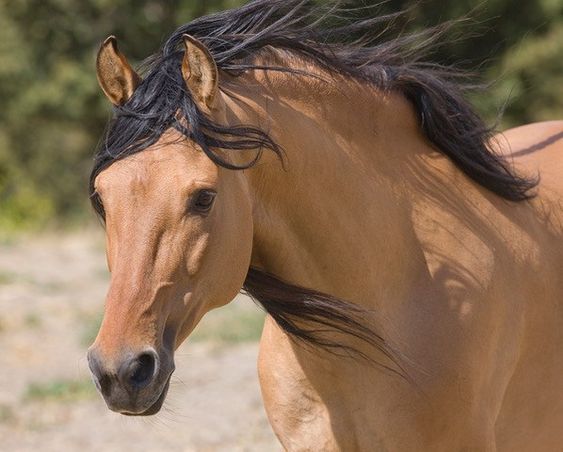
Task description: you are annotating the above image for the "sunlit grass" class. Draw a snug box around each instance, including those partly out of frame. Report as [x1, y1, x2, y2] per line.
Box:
[78, 297, 265, 347]
[24, 378, 96, 403]
[0, 271, 16, 285]
[24, 313, 41, 328]
[190, 299, 265, 344]
[79, 311, 103, 346]
[0, 404, 15, 424]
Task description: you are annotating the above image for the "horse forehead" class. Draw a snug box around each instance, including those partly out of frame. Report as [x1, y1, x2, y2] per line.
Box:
[96, 147, 216, 194]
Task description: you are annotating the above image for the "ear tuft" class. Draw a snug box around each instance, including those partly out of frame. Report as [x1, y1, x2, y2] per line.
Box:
[96, 36, 141, 106]
[181, 34, 219, 110]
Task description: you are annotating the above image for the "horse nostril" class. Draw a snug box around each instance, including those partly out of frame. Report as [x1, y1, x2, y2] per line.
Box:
[87, 348, 112, 394]
[120, 351, 158, 390]
[131, 353, 156, 385]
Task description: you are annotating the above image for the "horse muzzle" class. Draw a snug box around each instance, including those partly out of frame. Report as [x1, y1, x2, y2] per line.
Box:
[87, 346, 174, 415]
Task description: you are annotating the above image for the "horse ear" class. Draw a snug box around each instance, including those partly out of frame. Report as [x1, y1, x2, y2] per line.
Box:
[96, 36, 141, 106]
[181, 34, 219, 110]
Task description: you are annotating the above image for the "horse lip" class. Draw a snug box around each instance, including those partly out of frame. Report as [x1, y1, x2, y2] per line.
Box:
[121, 375, 171, 417]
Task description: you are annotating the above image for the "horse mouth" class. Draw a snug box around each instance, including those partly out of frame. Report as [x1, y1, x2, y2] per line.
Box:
[123, 377, 171, 417]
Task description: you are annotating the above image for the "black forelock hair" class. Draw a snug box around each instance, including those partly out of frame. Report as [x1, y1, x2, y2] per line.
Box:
[89, 0, 537, 376]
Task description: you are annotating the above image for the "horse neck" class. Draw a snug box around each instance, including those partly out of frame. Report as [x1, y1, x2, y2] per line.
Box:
[223, 68, 433, 310]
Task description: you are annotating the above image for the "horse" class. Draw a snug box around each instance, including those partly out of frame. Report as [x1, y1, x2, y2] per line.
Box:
[86, 1, 563, 450]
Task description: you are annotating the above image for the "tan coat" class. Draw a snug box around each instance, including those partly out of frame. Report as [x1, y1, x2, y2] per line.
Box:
[90, 35, 563, 451]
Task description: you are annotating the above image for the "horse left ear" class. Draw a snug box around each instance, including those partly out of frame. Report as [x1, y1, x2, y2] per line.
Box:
[96, 36, 141, 106]
[181, 34, 219, 110]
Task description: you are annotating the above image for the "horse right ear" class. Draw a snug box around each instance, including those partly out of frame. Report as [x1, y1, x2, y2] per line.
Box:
[181, 34, 219, 111]
[96, 36, 141, 106]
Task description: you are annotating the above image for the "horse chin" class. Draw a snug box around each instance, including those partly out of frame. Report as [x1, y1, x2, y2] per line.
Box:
[123, 378, 171, 417]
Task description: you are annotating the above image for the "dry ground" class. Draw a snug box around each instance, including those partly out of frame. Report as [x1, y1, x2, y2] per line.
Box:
[0, 232, 279, 451]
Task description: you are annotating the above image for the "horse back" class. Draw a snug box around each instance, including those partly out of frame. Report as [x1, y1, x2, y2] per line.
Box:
[499, 121, 563, 231]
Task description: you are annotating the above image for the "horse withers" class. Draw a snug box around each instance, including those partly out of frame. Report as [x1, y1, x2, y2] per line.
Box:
[87, 1, 563, 450]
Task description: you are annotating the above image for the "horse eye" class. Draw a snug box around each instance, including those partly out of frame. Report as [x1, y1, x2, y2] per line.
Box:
[191, 189, 216, 214]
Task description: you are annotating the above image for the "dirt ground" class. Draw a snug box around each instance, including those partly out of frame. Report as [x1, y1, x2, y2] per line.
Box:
[0, 232, 279, 451]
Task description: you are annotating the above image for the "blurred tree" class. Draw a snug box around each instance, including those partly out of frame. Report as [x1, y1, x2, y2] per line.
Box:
[0, 0, 245, 229]
[372, 0, 563, 126]
[0, 0, 560, 230]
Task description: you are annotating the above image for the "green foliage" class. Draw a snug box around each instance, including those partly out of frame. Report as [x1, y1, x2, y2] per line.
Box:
[0, 0, 561, 229]
[484, 22, 563, 127]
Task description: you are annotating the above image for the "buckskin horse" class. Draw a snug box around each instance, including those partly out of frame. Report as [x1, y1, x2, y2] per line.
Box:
[86, 1, 563, 450]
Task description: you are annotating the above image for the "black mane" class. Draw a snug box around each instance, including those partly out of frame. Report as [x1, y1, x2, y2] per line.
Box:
[90, 0, 536, 211]
[90, 0, 537, 374]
